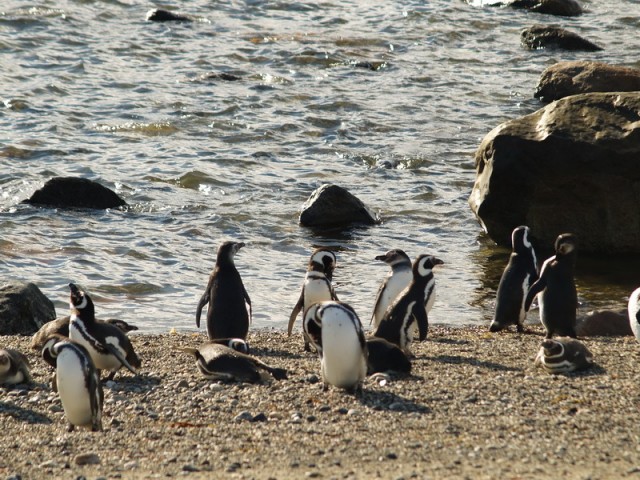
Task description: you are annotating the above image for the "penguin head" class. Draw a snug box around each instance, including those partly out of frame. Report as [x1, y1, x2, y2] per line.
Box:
[541, 339, 564, 357]
[227, 338, 249, 354]
[69, 283, 95, 319]
[511, 226, 533, 253]
[555, 233, 576, 257]
[41, 335, 67, 368]
[309, 248, 337, 278]
[375, 249, 411, 267]
[413, 254, 444, 278]
[217, 241, 245, 263]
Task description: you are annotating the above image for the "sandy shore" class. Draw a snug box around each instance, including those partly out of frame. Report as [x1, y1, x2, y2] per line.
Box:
[1, 326, 639, 479]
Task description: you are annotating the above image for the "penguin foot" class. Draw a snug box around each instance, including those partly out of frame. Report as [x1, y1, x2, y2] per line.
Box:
[67, 424, 75, 432]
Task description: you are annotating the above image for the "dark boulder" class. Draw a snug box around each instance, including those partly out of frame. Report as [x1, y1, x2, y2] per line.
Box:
[299, 184, 380, 227]
[145, 9, 193, 22]
[521, 25, 602, 51]
[508, 0, 583, 16]
[23, 177, 127, 209]
[0, 282, 56, 335]
[535, 61, 640, 102]
[575, 310, 632, 337]
[469, 92, 640, 254]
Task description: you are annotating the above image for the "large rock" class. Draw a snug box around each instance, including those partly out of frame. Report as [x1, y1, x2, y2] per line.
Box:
[521, 25, 602, 51]
[535, 61, 640, 102]
[509, 0, 583, 15]
[23, 177, 127, 209]
[299, 184, 379, 227]
[469, 92, 640, 253]
[0, 282, 56, 335]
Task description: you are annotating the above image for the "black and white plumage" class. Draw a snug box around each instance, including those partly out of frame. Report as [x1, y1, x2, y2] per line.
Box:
[627, 287, 640, 342]
[366, 337, 411, 375]
[371, 249, 412, 328]
[42, 336, 103, 431]
[288, 248, 339, 351]
[302, 303, 323, 356]
[0, 348, 32, 385]
[524, 233, 578, 339]
[196, 241, 252, 341]
[31, 316, 138, 351]
[304, 301, 367, 393]
[490, 226, 539, 333]
[374, 254, 444, 354]
[210, 338, 250, 354]
[179, 343, 286, 383]
[68, 283, 141, 380]
[534, 337, 594, 374]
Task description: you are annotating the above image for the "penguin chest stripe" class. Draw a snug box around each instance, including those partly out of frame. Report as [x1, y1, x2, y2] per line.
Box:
[401, 301, 418, 343]
[71, 321, 108, 354]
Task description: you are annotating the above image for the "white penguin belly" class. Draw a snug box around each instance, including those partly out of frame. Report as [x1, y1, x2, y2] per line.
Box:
[321, 316, 366, 388]
[56, 350, 93, 427]
[303, 278, 333, 308]
[69, 323, 121, 371]
[518, 273, 531, 323]
[374, 270, 412, 327]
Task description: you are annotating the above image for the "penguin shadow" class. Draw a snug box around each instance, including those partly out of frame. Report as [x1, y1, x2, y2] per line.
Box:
[0, 400, 53, 424]
[357, 387, 430, 414]
[102, 373, 162, 393]
[426, 354, 522, 373]
[251, 346, 313, 361]
[430, 337, 471, 346]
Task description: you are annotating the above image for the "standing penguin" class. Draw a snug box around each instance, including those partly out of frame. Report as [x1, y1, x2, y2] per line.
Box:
[287, 248, 338, 351]
[490, 226, 538, 333]
[627, 287, 640, 343]
[374, 254, 443, 354]
[524, 233, 578, 339]
[0, 348, 32, 385]
[196, 241, 252, 340]
[68, 283, 141, 379]
[307, 301, 367, 394]
[42, 336, 103, 431]
[371, 249, 412, 328]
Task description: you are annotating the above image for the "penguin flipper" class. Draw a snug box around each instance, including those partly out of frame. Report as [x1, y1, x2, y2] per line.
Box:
[104, 343, 138, 375]
[524, 277, 546, 312]
[89, 370, 103, 432]
[195, 291, 210, 329]
[414, 306, 429, 341]
[287, 295, 304, 336]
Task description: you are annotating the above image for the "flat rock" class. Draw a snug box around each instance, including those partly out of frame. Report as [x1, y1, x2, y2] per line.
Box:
[23, 177, 127, 210]
[535, 61, 640, 102]
[469, 92, 640, 253]
[299, 184, 379, 227]
[0, 282, 56, 335]
[521, 25, 602, 51]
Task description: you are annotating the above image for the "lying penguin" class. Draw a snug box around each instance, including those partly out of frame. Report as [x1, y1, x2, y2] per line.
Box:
[0, 348, 32, 385]
[534, 337, 594, 374]
[179, 342, 286, 383]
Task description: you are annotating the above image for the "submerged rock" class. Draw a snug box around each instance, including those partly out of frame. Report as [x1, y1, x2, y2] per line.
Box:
[145, 9, 193, 22]
[469, 92, 640, 254]
[508, 0, 583, 16]
[0, 282, 56, 335]
[23, 177, 127, 209]
[299, 184, 379, 227]
[521, 25, 602, 51]
[535, 61, 640, 102]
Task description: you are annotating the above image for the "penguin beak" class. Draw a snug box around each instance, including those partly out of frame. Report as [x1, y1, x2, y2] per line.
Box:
[374, 254, 387, 262]
[433, 257, 444, 266]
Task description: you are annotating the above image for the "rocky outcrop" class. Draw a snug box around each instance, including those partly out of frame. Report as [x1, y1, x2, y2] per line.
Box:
[521, 25, 602, 51]
[0, 282, 56, 335]
[23, 177, 127, 209]
[299, 184, 379, 227]
[535, 61, 640, 102]
[469, 92, 640, 253]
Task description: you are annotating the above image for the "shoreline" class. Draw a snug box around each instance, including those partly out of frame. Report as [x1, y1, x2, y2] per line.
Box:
[1, 326, 639, 479]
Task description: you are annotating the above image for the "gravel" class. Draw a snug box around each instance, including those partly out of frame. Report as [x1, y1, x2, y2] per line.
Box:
[1, 326, 639, 479]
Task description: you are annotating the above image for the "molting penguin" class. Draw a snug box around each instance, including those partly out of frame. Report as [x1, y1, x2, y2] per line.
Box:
[42, 336, 103, 431]
[371, 249, 412, 328]
[0, 348, 32, 385]
[68, 283, 141, 380]
[309, 301, 367, 393]
[627, 287, 640, 343]
[179, 343, 286, 383]
[374, 254, 444, 355]
[490, 226, 538, 333]
[524, 233, 578, 339]
[288, 248, 339, 351]
[196, 241, 252, 341]
[535, 337, 593, 374]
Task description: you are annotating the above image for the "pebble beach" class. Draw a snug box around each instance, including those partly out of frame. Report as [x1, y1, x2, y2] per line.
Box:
[1, 326, 639, 480]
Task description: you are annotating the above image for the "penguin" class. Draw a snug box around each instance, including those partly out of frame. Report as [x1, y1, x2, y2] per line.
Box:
[0, 348, 32, 385]
[196, 241, 252, 340]
[306, 301, 367, 393]
[42, 336, 103, 431]
[524, 233, 578, 339]
[489, 225, 539, 333]
[31, 316, 138, 351]
[627, 287, 640, 343]
[374, 254, 444, 355]
[179, 342, 286, 383]
[366, 337, 412, 375]
[371, 249, 412, 328]
[210, 338, 250, 354]
[287, 248, 339, 351]
[68, 283, 141, 380]
[534, 337, 593, 374]
[302, 303, 324, 356]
